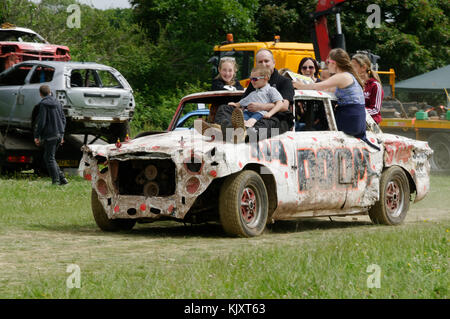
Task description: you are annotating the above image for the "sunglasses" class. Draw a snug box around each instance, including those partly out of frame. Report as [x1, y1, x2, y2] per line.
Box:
[326, 58, 336, 65]
[250, 76, 265, 81]
[302, 66, 315, 70]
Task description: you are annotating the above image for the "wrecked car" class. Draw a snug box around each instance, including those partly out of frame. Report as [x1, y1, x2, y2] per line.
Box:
[0, 61, 135, 141]
[0, 23, 70, 72]
[79, 90, 432, 237]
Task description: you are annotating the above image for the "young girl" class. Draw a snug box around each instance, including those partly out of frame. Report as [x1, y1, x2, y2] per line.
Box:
[351, 53, 384, 124]
[211, 57, 244, 91]
[294, 48, 378, 149]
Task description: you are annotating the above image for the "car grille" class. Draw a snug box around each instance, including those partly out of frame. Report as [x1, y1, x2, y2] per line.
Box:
[116, 158, 176, 197]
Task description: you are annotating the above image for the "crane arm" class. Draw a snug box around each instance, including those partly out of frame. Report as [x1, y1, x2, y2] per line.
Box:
[312, 0, 347, 62]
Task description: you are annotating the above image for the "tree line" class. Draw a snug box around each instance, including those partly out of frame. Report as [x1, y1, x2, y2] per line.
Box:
[1, 0, 449, 131]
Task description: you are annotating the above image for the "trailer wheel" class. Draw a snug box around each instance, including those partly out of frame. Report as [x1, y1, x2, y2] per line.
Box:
[219, 170, 268, 237]
[369, 166, 410, 225]
[428, 133, 450, 171]
[91, 189, 136, 231]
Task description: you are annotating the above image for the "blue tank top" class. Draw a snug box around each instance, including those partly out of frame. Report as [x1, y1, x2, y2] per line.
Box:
[335, 73, 365, 105]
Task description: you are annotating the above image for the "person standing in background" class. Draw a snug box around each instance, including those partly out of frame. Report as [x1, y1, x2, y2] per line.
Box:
[351, 53, 384, 124]
[34, 85, 68, 186]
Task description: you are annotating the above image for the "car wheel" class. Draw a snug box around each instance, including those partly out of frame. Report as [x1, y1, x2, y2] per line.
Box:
[108, 122, 130, 143]
[219, 170, 268, 237]
[428, 133, 450, 171]
[91, 189, 136, 231]
[369, 166, 410, 225]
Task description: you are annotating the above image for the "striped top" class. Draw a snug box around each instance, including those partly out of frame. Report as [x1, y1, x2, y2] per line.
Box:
[364, 78, 384, 124]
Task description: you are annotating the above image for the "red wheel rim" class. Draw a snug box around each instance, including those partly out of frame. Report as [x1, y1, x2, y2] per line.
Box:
[385, 180, 403, 217]
[240, 187, 257, 224]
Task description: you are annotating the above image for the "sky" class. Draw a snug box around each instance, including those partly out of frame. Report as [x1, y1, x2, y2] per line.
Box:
[30, 0, 132, 10]
[76, 0, 131, 9]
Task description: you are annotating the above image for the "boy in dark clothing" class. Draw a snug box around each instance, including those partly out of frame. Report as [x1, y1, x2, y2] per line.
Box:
[34, 85, 68, 185]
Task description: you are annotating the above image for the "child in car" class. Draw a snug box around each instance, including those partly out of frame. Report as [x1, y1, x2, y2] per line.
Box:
[228, 65, 284, 129]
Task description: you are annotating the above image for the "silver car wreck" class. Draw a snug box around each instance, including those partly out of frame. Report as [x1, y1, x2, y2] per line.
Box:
[0, 61, 135, 141]
[80, 90, 432, 237]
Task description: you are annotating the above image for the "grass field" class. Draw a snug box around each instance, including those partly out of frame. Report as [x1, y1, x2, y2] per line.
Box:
[0, 172, 448, 299]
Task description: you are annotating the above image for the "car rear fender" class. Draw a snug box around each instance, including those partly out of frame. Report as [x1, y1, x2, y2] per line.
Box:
[382, 138, 432, 202]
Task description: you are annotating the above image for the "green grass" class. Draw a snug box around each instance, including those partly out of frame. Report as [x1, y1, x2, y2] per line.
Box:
[0, 173, 448, 299]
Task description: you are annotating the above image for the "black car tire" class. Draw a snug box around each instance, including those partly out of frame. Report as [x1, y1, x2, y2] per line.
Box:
[219, 170, 268, 237]
[369, 166, 410, 225]
[91, 189, 136, 231]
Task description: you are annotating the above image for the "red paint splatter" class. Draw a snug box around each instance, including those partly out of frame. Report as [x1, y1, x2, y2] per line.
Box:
[312, 137, 317, 142]
[168, 205, 174, 213]
[285, 172, 288, 179]
[140, 203, 147, 211]
[114, 206, 120, 213]
[152, 146, 160, 150]
[239, 162, 243, 168]
[209, 170, 217, 177]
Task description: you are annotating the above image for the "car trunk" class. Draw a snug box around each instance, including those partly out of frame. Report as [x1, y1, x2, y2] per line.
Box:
[65, 68, 132, 118]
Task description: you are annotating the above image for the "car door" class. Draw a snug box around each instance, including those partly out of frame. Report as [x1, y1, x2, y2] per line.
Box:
[292, 97, 349, 211]
[0, 64, 33, 127]
[335, 129, 383, 209]
[15, 64, 56, 128]
[294, 130, 349, 211]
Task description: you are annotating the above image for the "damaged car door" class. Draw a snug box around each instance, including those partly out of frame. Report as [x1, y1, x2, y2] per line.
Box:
[0, 63, 34, 128]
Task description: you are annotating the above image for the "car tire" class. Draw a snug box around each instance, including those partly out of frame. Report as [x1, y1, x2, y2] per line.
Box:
[219, 170, 268, 237]
[108, 122, 130, 143]
[91, 189, 136, 231]
[369, 166, 410, 225]
[428, 133, 450, 171]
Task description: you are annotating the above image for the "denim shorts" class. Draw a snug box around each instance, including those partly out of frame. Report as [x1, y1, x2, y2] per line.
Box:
[243, 110, 264, 122]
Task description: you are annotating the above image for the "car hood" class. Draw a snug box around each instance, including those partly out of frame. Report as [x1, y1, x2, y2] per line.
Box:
[83, 130, 222, 159]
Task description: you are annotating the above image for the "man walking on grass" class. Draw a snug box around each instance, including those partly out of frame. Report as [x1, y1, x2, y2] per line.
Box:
[34, 85, 68, 186]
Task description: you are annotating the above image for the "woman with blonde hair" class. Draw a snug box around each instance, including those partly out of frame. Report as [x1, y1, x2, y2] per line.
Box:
[211, 57, 244, 91]
[294, 48, 378, 149]
[351, 53, 384, 124]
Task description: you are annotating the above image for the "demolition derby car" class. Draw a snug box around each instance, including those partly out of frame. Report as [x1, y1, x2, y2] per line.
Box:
[79, 90, 432, 237]
[0, 61, 135, 141]
[0, 24, 70, 72]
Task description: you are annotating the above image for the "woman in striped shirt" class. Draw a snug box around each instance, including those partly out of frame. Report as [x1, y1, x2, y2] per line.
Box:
[351, 53, 384, 124]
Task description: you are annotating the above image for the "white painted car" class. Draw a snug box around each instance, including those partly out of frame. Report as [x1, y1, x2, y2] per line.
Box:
[80, 90, 432, 237]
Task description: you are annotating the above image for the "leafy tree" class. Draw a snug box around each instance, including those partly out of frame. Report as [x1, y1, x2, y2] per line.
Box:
[252, 0, 449, 80]
[340, 0, 450, 79]
[130, 0, 259, 91]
